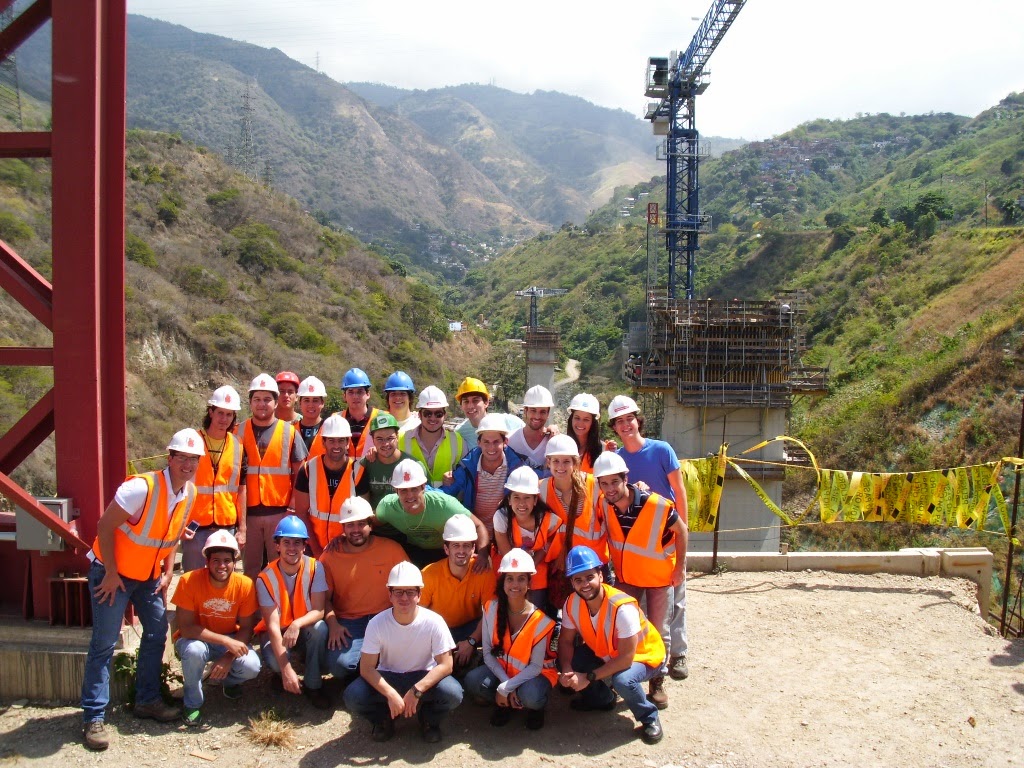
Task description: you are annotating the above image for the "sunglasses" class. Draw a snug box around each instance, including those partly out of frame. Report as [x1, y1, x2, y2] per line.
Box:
[389, 588, 420, 598]
[421, 410, 446, 418]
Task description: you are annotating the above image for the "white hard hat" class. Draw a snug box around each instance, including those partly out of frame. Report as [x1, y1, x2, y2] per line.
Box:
[568, 392, 600, 416]
[522, 385, 554, 408]
[442, 514, 478, 542]
[167, 428, 205, 456]
[416, 385, 449, 410]
[208, 385, 242, 412]
[320, 414, 352, 439]
[386, 560, 425, 588]
[202, 529, 240, 557]
[339, 496, 374, 524]
[545, 434, 580, 458]
[498, 547, 537, 575]
[391, 458, 428, 489]
[476, 413, 510, 435]
[299, 376, 327, 398]
[607, 395, 640, 420]
[504, 466, 540, 495]
[248, 373, 280, 395]
[592, 451, 629, 478]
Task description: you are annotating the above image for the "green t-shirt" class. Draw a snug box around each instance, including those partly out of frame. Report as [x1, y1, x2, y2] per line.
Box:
[356, 451, 420, 510]
[374, 491, 472, 550]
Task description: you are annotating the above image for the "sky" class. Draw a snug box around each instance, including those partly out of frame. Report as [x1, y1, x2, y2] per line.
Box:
[128, 0, 1024, 141]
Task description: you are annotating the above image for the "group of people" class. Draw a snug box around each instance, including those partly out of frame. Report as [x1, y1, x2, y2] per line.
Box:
[80, 368, 690, 752]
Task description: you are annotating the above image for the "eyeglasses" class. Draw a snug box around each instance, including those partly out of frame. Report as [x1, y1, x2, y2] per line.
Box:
[389, 588, 420, 598]
[170, 453, 201, 463]
[421, 410, 446, 418]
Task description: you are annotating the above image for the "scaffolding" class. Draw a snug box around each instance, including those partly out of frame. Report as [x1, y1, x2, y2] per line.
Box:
[522, 327, 561, 350]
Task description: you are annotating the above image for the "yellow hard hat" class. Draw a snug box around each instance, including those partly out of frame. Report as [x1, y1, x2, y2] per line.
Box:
[455, 377, 489, 403]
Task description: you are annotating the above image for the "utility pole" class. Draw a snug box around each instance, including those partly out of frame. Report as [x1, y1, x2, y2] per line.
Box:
[235, 83, 260, 182]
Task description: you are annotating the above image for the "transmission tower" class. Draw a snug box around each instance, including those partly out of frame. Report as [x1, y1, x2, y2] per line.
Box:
[0, 6, 23, 129]
[235, 83, 260, 181]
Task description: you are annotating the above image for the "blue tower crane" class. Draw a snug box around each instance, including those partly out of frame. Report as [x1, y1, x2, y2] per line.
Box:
[644, 0, 747, 299]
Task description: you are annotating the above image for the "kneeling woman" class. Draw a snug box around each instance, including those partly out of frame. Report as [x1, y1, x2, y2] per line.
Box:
[463, 548, 558, 730]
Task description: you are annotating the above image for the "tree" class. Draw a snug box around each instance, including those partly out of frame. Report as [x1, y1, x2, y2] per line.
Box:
[482, 341, 525, 412]
[824, 211, 848, 229]
[914, 211, 939, 240]
[870, 206, 890, 227]
[913, 191, 953, 221]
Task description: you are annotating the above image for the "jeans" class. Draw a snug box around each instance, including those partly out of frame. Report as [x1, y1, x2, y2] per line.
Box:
[325, 615, 371, 681]
[179, 525, 235, 573]
[462, 665, 551, 710]
[616, 582, 671, 675]
[258, 620, 329, 689]
[343, 670, 463, 727]
[569, 643, 661, 726]
[670, 569, 688, 657]
[81, 559, 168, 723]
[175, 638, 262, 709]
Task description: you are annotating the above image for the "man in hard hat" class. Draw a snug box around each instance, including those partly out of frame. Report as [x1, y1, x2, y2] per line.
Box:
[181, 385, 246, 573]
[172, 530, 261, 727]
[420, 515, 497, 670]
[81, 428, 204, 751]
[607, 395, 690, 683]
[453, 377, 524, 445]
[442, 414, 528, 539]
[291, 414, 364, 557]
[254, 515, 330, 709]
[238, 374, 308, 580]
[398, 385, 466, 487]
[383, 371, 419, 433]
[592, 449, 685, 710]
[340, 367, 379, 459]
[342, 561, 463, 743]
[296, 376, 328, 459]
[557, 546, 666, 745]
[319, 497, 408, 684]
[354, 412, 421, 520]
[507, 385, 556, 468]
[375, 459, 490, 568]
[275, 371, 301, 424]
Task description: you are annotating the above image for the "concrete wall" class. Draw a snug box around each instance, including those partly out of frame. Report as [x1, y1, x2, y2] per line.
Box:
[525, 346, 557, 393]
[662, 403, 786, 553]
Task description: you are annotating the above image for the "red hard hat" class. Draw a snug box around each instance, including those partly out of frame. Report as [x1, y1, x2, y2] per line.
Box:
[275, 370, 300, 387]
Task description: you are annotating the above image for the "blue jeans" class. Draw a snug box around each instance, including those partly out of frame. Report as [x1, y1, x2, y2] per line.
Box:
[462, 664, 551, 710]
[343, 670, 463, 727]
[325, 615, 371, 681]
[81, 559, 168, 723]
[570, 643, 661, 726]
[175, 638, 262, 709]
[258, 620, 328, 689]
[670, 573, 688, 657]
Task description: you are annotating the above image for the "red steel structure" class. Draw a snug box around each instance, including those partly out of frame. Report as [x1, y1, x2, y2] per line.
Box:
[0, 0, 127, 619]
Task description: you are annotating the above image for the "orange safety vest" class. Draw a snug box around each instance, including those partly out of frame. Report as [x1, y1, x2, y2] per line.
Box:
[564, 584, 664, 669]
[92, 471, 196, 581]
[239, 418, 296, 508]
[342, 407, 379, 458]
[254, 555, 317, 633]
[483, 598, 558, 685]
[191, 430, 243, 527]
[398, 429, 464, 486]
[305, 425, 325, 461]
[539, 474, 608, 563]
[602, 491, 676, 588]
[509, 511, 563, 590]
[305, 456, 364, 550]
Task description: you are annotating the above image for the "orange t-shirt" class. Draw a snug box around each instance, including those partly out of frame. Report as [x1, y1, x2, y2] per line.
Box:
[318, 536, 408, 620]
[420, 556, 497, 628]
[171, 570, 258, 637]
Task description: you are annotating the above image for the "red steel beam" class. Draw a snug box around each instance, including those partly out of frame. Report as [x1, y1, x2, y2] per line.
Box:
[0, 132, 51, 158]
[0, 470, 89, 551]
[0, 389, 54, 474]
[0, 347, 52, 366]
[0, 0, 51, 62]
[0, 238, 52, 328]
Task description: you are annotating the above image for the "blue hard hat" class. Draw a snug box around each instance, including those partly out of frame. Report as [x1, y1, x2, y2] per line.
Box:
[274, 515, 309, 540]
[564, 545, 603, 577]
[384, 371, 415, 393]
[342, 367, 371, 389]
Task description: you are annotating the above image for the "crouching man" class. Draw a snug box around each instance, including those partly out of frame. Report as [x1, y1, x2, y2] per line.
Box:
[172, 530, 261, 726]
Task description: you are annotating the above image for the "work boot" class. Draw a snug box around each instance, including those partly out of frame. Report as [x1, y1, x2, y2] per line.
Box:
[668, 654, 689, 680]
[83, 721, 109, 751]
[647, 676, 668, 710]
[133, 698, 181, 722]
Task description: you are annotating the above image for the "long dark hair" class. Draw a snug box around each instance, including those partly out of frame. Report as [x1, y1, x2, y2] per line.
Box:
[496, 490, 553, 535]
[203, 406, 237, 433]
[569, 408, 603, 466]
[491, 573, 512, 659]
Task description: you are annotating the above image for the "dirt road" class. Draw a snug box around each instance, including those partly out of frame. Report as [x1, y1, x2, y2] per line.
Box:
[2, 570, 1023, 767]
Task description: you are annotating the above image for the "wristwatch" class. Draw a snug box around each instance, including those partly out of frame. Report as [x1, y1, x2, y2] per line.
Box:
[412, 687, 423, 699]
[467, 637, 478, 648]
[586, 671, 598, 683]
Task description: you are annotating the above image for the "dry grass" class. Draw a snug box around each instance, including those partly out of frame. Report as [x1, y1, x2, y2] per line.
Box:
[245, 709, 296, 749]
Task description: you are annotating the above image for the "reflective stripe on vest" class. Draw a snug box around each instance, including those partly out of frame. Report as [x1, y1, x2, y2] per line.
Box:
[484, 599, 558, 685]
[399, 429, 464, 486]
[342, 407, 379, 459]
[603, 491, 676, 587]
[510, 512, 562, 590]
[539, 475, 608, 562]
[306, 457, 363, 550]
[240, 418, 295, 508]
[565, 584, 664, 668]
[192, 431, 243, 526]
[254, 556, 316, 633]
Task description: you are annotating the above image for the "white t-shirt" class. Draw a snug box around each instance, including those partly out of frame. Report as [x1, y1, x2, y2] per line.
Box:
[506, 429, 549, 467]
[562, 599, 641, 660]
[362, 606, 455, 673]
[114, 469, 188, 525]
[492, 511, 536, 547]
[396, 413, 421, 434]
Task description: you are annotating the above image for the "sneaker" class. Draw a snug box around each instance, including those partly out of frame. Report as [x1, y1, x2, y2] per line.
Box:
[638, 717, 664, 745]
[223, 684, 243, 700]
[133, 699, 181, 722]
[371, 718, 395, 742]
[489, 706, 512, 727]
[569, 696, 616, 712]
[525, 708, 545, 730]
[668, 654, 689, 680]
[303, 684, 332, 711]
[83, 721, 109, 751]
[182, 707, 203, 728]
[421, 723, 442, 743]
[647, 676, 669, 710]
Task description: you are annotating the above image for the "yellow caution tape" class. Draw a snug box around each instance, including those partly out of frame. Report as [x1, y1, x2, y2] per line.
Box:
[680, 444, 728, 532]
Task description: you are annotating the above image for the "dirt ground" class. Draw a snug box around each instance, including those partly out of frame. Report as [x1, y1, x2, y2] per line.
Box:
[2, 570, 1023, 768]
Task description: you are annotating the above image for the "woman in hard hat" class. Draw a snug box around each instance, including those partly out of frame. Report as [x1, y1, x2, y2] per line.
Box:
[566, 393, 604, 474]
[463, 548, 557, 730]
[492, 467, 563, 615]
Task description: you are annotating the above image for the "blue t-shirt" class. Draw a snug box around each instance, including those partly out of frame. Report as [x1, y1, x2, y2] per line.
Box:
[617, 438, 680, 502]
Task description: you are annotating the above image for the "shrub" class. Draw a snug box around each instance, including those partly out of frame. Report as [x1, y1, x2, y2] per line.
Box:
[231, 222, 285, 278]
[0, 210, 34, 242]
[177, 265, 228, 299]
[125, 231, 157, 267]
